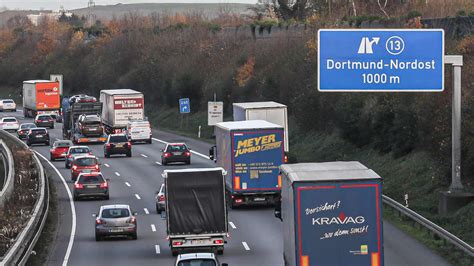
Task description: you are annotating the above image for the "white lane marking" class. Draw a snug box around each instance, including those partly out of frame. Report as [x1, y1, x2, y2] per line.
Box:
[151, 224, 156, 232]
[135, 194, 141, 200]
[155, 245, 161, 254]
[152, 137, 210, 159]
[229, 221, 236, 229]
[55, 138, 60, 141]
[115, 172, 120, 176]
[125, 182, 131, 187]
[155, 161, 162, 166]
[144, 208, 149, 214]
[140, 154, 148, 158]
[104, 163, 110, 168]
[35, 151, 76, 266]
[242, 241, 250, 251]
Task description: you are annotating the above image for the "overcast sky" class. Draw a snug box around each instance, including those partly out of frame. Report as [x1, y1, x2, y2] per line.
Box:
[0, 0, 257, 11]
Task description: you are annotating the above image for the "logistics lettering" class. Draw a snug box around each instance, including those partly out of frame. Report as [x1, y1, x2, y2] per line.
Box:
[235, 134, 282, 158]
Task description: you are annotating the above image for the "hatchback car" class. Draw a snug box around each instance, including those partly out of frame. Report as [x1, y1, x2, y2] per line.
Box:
[65, 146, 92, 169]
[0, 99, 16, 112]
[34, 114, 55, 129]
[17, 123, 37, 139]
[161, 143, 191, 165]
[155, 183, 165, 214]
[50, 140, 73, 161]
[0, 117, 20, 132]
[77, 114, 104, 136]
[73, 172, 109, 201]
[71, 155, 100, 181]
[175, 253, 227, 266]
[94, 204, 137, 241]
[104, 134, 132, 158]
[26, 128, 49, 146]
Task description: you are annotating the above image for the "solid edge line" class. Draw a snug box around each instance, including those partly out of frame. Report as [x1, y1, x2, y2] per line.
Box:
[35, 151, 76, 266]
[242, 241, 250, 251]
[152, 137, 210, 159]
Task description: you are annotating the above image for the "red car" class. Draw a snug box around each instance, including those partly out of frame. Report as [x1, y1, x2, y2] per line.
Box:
[50, 140, 74, 161]
[71, 155, 100, 181]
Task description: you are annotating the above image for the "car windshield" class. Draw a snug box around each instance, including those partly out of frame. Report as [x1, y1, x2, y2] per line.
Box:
[78, 175, 104, 184]
[74, 157, 97, 166]
[55, 142, 71, 148]
[21, 124, 36, 129]
[167, 145, 187, 152]
[177, 259, 217, 266]
[31, 129, 46, 134]
[101, 208, 130, 219]
[3, 118, 16, 122]
[110, 135, 127, 142]
[38, 115, 51, 120]
[70, 148, 90, 154]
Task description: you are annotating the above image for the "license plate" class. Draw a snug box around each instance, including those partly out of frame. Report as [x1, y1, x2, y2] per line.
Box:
[116, 144, 123, 148]
[254, 197, 266, 202]
[109, 229, 123, 233]
[36, 135, 43, 138]
[83, 170, 93, 173]
[172, 152, 181, 155]
[89, 128, 97, 131]
[86, 185, 96, 188]
[192, 240, 206, 244]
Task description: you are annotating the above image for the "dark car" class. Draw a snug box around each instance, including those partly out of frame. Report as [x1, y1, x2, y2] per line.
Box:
[161, 143, 191, 165]
[34, 114, 54, 129]
[26, 128, 50, 146]
[155, 183, 165, 214]
[50, 140, 73, 161]
[17, 123, 37, 139]
[73, 172, 109, 201]
[71, 155, 100, 181]
[94, 204, 137, 241]
[77, 114, 104, 136]
[104, 134, 131, 158]
[65, 146, 93, 169]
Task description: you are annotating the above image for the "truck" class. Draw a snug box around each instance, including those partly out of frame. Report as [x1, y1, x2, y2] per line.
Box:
[100, 89, 144, 134]
[22, 80, 61, 118]
[62, 98, 107, 144]
[276, 162, 384, 266]
[163, 168, 228, 256]
[210, 120, 285, 208]
[233, 102, 289, 162]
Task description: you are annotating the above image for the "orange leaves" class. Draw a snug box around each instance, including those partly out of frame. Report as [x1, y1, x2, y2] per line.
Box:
[36, 37, 55, 57]
[458, 36, 474, 56]
[69, 31, 85, 49]
[235, 56, 256, 88]
[0, 30, 15, 57]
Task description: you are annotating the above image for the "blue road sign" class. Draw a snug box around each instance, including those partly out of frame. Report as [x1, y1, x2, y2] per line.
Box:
[318, 29, 444, 92]
[179, 98, 190, 113]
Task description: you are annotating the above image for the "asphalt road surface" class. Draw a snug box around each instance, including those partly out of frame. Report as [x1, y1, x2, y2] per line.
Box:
[2, 110, 450, 266]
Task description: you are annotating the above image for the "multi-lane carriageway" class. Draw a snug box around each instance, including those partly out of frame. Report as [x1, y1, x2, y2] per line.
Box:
[5, 110, 450, 266]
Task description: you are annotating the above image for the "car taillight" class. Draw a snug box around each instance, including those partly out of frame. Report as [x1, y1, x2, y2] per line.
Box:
[100, 182, 108, 188]
[127, 142, 132, 147]
[163, 152, 171, 157]
[284, 155, 289, 163]
[89, 152, 93, 155]
[213, 239, 224, 244]
[159, 195, 165, 201]
[68, 154, 72, 158]
[49, 119, 54, 122]
[74, 183, 83, 189]
[184, 151, 191, 157]
[173, 241, 183, 246]
[106, 143, 111, 148]
[95, 164, 99, 170]
[72, 165, 77, 171]
[35, 120, 39, 123]
[128, 217, 136, 224]
[96, 219, 105, 225]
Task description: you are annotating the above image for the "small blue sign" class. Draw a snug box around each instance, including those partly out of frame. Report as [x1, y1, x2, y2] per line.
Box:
[179, 98, 190, 113]
[318, 29, 444, 92]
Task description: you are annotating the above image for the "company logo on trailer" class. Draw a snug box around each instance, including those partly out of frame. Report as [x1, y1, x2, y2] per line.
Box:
[312, 212, 365, 225]
[234, 134, 282, 158]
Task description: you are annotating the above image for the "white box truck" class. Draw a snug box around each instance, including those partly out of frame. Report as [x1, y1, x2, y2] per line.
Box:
[233, 102, 289, 161]
[100, 89, 144, 134]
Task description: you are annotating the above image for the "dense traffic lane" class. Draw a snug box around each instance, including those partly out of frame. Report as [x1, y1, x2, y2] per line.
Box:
[5, 109, 449, 265]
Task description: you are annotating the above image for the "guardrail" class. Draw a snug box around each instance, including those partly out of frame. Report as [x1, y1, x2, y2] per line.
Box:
[0, 131, 49, 265]
[382, 194, 474, 262]
[0, 139, 14, 207]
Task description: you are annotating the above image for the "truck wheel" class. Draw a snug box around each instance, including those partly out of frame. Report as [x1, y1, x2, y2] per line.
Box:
[127, 151, 132, 157]
[23, 109, 27, 118]
[186, 159, 191, 165]
[65, 163, 70, 169]
[131, 232, 138, 240]
[217, 248, 224, 255]
[147, 138, 152, 144]
[50, 153, 55, 161]
[95, 233, 102, 241]
[171, 248, 179, 256]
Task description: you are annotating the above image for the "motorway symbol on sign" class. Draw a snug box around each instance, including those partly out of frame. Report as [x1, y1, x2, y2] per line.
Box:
[318, 29, 444, 92]
[179, 98, 190, 114]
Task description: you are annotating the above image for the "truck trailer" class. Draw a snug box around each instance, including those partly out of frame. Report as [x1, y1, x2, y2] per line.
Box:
[277, 162, 384, 266]
[211, 120, 285, 208]
[164, 168, 228, 256]
[233, 102, 289, 162]
[22, 80, 61, 118]
[100, 89, 144, 134]
[62, 98, 107, 144]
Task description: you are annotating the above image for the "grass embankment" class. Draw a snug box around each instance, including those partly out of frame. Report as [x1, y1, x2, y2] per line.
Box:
[155, 109, 473, 265]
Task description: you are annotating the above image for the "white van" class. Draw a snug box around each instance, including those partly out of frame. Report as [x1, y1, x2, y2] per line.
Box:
[126, 120, 152, 144]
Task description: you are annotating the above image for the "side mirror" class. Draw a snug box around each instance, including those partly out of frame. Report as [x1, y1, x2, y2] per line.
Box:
[133, 212, 138, 216]
[92, 213, 97, 217]
[106, 178, 110, 181]
[274, 210, 282, 221]
[155, 190, 159, 194]
[209, 146, 216, 161]
[160, 149, 164, 152]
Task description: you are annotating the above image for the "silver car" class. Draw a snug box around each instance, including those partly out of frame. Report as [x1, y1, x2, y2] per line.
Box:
[155, 183, 166, 214]
[175, 253, 227, 266]
[94, 204, 137, 241]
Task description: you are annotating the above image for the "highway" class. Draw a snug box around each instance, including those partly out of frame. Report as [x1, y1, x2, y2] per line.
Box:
[5, 110, 450, 266]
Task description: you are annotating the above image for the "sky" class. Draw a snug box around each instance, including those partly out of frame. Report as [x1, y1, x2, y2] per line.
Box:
[0, 0, 257, 11]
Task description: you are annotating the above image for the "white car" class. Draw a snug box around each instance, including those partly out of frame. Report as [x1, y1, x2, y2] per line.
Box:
[175, 253, 227, 266]
[0, 99, 16, 112]
[0, 117, 20, 132]
[126, 120, 152, 144]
